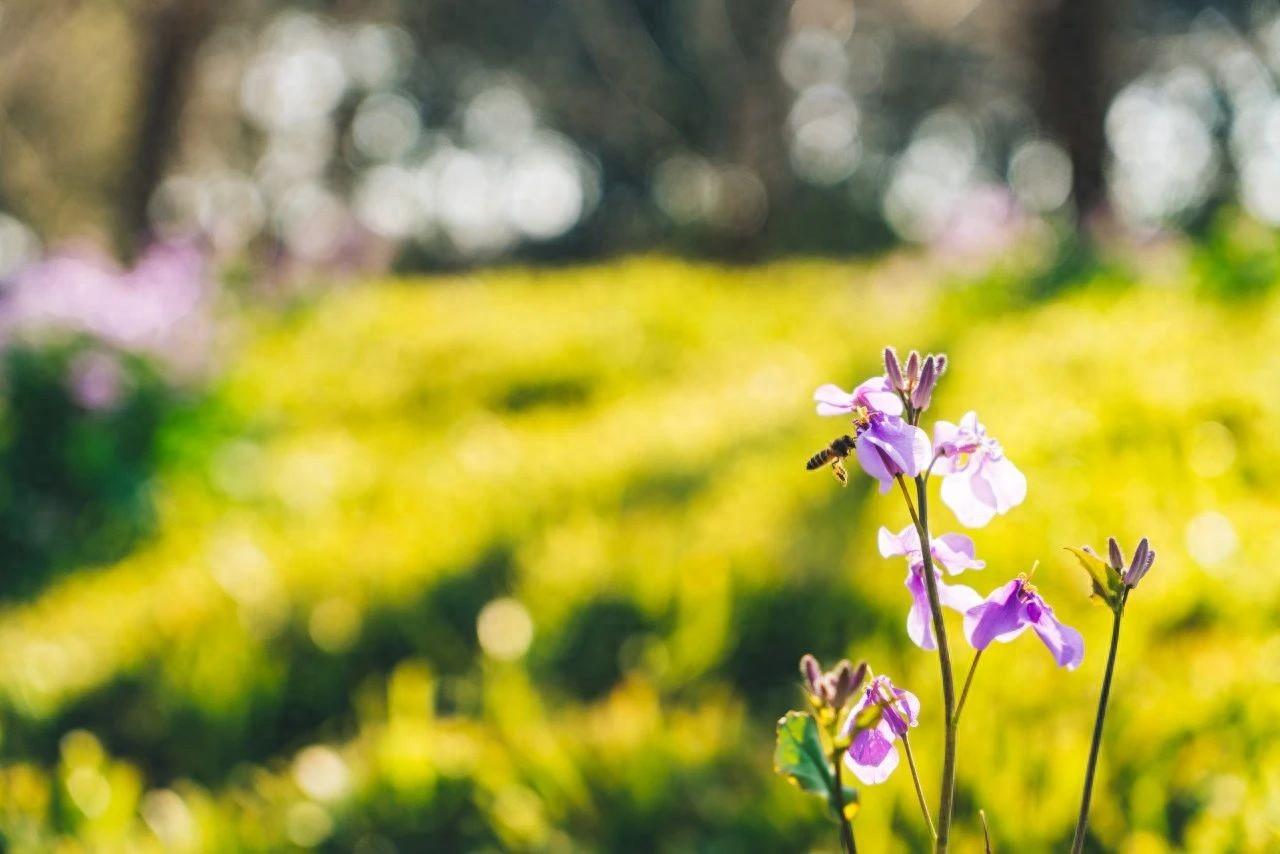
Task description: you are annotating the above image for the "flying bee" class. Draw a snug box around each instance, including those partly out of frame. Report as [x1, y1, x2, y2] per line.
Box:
[805, 434, 857, 485]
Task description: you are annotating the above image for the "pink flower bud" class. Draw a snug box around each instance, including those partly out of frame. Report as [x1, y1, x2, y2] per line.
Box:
[884, 347, 904, 391]
[1107, 537, 1124, 571]
[911, 356, 937, 409]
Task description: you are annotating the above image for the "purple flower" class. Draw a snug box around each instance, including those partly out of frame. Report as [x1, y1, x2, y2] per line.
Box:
[879, 526, 984, 650]
[0, 241, 212, 378]
[933, 411, 1026, 528]
[814, 377, 903, 417]
[854, 410, 932, 493]
[841, 675, 920, 785]
[877, 525, 985, 576]
[963, 576, 1084, 669]
[904, 566, 983, 651]
[67, 350, 127, 411]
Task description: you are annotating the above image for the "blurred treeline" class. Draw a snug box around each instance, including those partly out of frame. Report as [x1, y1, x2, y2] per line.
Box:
[4, 0, 1279, 273]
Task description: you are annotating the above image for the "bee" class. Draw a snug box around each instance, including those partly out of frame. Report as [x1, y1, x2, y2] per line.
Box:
[805, 434, 857, 485]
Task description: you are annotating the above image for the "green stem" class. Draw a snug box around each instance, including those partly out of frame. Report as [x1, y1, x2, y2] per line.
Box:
[1070, 592, 1127, 854]
[980, 809, 993, 853]
[897, 475, 957, 853]
[901, 733, 937, 840]
[953, 650, 983, 726]
[832, 748, 857, 854]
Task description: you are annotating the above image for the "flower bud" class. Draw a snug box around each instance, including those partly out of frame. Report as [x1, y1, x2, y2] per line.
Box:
[830, 659, 868, 709]
[884, 347, 904, 391]
[935, 354, 947, 374]
[911, 356, 937, 409]
[1125, 539, 1155, 588]
[800, 654, 868, 714]
[1129, 538, 1149, 575]
[905, 351, 921, 385]
[800, 654, 822, 695]
[1107, 537, 1124, 571]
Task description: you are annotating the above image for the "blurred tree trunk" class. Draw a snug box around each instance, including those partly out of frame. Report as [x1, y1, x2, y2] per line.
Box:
[1031, 0, 1111, 221]
[689, 0, 789, 260]
[120, 0, 216, 258]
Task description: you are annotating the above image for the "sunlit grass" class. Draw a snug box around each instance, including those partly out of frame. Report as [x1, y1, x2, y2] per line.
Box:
[0, 256, 1275, 850]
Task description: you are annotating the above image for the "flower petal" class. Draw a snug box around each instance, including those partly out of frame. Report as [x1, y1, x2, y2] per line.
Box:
[1030, 606, 1086, 670]
[878, 525, 915, 559]
[941, 467, 999, 528]
[964, 580, 1029, 649]
[814, 383, 854, 416]
[938, 577, 983, 613]
[908, 423, 934, 474]
[856, 416, 934, 490]
[932, 533, 985, 575]
[863, 427, 910, 473]
[855, 434, 895, 493]
[845, 729, 900, 785]
[854, 376, 904, 416]
[931, 420, 961, 472]
[892, 688, 921, 728]
[905, 569, 936, 650]
[986, 455, 1028, 513]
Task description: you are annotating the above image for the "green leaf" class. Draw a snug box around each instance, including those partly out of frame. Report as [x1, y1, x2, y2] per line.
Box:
[773, 711, 833, 798]
[1065, 546, 1124, 611]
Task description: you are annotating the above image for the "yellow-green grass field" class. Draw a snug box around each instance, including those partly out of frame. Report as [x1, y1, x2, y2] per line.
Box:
[0, 256, 1277, 852]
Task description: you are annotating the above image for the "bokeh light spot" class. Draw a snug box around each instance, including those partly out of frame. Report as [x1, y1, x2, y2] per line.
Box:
[477, 597, 534, 661]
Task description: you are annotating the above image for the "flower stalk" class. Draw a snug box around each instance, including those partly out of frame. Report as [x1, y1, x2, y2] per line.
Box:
[1067, 537, 1154, 853]
[1070, 587, 1128, 853]
[893, 472, 957, 849]
[909, 472, 959, 853]
[900, 733, 936, 840]
[832, 744, 857, 854]
[953, 649, 983, 726]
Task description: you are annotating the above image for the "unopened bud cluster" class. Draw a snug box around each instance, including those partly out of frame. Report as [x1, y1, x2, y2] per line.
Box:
[1107, 536, 1156, 589]
[1072, 536, 1158, 612]
[801, 654, 867, 718]
[884, 347, 947, 413]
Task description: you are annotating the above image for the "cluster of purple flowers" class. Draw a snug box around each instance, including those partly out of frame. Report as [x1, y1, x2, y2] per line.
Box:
[0, 242, 213, 409]
[784, 348, 1159, 853]
[814, 358, 1075, 711]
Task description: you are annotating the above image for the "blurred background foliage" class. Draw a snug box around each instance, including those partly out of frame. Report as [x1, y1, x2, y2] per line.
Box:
[0, 251, 1277, 850]
[0, 0, 1277, 850]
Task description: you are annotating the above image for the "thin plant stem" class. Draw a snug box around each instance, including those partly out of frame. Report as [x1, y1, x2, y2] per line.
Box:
[832, 748, 857, 854]
[895, 475, 923, 530]
[900, 733, 937, 840]
[953, 649, 984, 726]
[896, 474, 958, 853]
[1071, 590, 1128, 854]
[980, 809, 993, 853]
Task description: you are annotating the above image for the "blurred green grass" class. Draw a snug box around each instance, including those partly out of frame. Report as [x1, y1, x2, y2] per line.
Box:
[0, 256, 1276, 851]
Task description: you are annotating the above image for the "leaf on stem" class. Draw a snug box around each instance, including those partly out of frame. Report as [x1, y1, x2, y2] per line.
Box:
[1065, 546, 1124, 612]
[773, 711, 836, 797]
